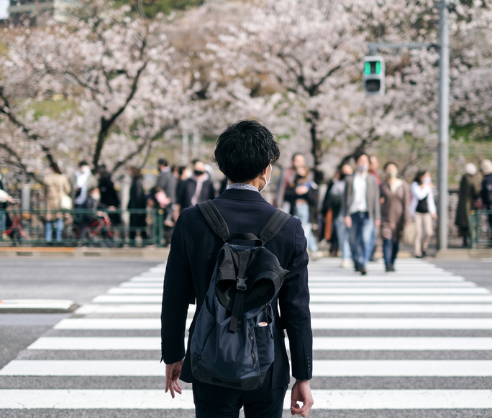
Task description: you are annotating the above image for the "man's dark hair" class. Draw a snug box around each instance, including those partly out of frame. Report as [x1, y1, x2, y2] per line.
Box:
[354, 152, 370, 162]
[384, 161, 398, 171]
[212, 120, 280, 183]
[78, 161, 89, 167]
[158, 158, 168, 167]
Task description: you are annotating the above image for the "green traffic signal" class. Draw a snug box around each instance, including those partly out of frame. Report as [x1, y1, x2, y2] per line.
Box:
[364, 60, 382, 75]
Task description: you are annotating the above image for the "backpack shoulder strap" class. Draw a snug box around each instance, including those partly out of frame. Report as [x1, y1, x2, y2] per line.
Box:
[259, 209, 292, 246]
[197, 200, 230, 242]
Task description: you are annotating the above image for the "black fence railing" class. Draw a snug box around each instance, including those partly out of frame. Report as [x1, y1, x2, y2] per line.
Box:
[470, 210, 492, 249]
[0, 208, 165, 247]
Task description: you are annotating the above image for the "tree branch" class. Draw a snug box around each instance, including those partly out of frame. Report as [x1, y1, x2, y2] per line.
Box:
[0, 143, 43, 183]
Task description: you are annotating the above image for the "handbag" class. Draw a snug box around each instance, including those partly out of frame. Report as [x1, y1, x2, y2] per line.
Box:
[402, 222, 417, 245]
[59, 177, 72, 210]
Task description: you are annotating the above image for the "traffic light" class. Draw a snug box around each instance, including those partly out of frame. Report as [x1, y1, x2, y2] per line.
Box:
[363, 56, 385, 96]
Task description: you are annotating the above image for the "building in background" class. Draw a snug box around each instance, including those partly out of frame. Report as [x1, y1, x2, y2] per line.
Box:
[6, 0, 76, 26]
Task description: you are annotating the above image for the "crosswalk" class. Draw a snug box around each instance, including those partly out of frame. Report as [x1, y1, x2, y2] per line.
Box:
[1, 258, 492, 416]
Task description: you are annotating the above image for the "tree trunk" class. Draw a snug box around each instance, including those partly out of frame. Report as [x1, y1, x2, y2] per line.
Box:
[307, 110, 324, 184]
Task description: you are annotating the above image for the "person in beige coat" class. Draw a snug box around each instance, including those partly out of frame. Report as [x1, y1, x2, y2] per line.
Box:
[380, 162, 411, 272]
[44, 163, 71, 243]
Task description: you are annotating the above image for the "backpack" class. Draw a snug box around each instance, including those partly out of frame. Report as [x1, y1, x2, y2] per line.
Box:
[190, 200, 291, 390]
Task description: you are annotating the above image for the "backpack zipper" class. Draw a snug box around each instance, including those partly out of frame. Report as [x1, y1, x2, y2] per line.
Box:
[248, 329, 256, 366]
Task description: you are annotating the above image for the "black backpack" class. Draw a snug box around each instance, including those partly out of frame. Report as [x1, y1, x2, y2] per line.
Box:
[190, 200, 291, 390]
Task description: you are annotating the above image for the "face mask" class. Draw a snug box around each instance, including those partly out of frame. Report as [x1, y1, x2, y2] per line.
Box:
[357, 164, 369, 173]
[423, 177, 431, 185]
[194, 170, 205, 177]
[91, 193, 101, 201]
[260, 164, 272, 193]
[387, 170, 398, 178]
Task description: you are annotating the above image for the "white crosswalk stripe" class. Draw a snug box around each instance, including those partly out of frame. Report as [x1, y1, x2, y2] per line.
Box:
[1, 259, 492, 416]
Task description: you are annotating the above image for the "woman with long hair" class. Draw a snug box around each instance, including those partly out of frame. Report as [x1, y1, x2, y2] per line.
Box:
[410, 170, 437, 258]
[44, 162, 71, 244]
[128, 166, 148, 246]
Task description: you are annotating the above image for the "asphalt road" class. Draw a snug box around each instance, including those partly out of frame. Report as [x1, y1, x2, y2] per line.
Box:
[1, 257, 492, 417]
[0, 260, 158, 369]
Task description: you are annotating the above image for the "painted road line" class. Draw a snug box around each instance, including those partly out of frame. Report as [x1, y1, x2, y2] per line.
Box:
[309, 304, 492, 313]
[92, 295, 162, 303]
[0, 389, 491, 409]
[128, 276, 466, 283]
[54, 317, 492, 330]
[106, 287, 489, 295]
[2, 360, 492, 377]
[310, 295, 492, 303]
[75, 304, 165, 314]
[120, 281, 478, 288]
[0, 300, 75, 310]
[28, 336, 492, 351]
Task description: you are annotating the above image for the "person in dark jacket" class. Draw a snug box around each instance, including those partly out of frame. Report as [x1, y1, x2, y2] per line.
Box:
[481, 160, 492, 240]
[455, 163, 480, 247]
[97, 165, 121, 226]
[161, 121, 314, 418]
[174, 160, 215, 220]
[127, 166, 148, 246]
[284, 165, 319, 254]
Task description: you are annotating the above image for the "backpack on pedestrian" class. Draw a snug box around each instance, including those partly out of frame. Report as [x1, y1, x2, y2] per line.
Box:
[190, 200, 291, 390]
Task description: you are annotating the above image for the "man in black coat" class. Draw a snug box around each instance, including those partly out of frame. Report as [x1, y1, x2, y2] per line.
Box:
[161, 121, 314, 418]
[174, 159, 216, 218]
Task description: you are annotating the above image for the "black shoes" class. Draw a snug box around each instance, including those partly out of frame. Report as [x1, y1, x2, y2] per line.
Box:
[385, 264, 395, 272]
[359, 266, 367, 275]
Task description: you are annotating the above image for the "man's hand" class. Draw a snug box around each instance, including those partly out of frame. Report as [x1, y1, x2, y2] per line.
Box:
[165, 358, 184, 399]
[344, 216, 352, 228]
[291, 380, 314, 417]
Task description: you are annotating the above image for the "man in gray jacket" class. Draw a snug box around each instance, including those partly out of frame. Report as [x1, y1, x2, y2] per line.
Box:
[343, 153, 381, 275]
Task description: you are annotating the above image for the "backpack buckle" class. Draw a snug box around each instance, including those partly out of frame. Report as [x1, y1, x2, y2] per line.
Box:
[236, 277, 247, 292]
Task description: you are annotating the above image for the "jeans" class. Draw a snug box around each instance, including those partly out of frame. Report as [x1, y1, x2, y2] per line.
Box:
[0, 211, 6, 233]
[46, 218, 64, 243]
[335, 216, 351, 260]
[383, 238, 399, 267]
[295, 202, 318, 252]
[349, 211, 374, 268]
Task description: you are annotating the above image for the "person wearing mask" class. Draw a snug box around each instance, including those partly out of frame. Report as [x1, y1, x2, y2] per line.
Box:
[128, 166, 148, 246]
[329, 164, 354, 268]
[480, 159, 492, 241]
[97, 165, 121, 226]
[161, 120, 313, 418]
[174, 160, 215, 221]
[285, 165, 319, 256]
[155, 158, 176, 215]
[276, 153, 306, 211]
[410, 170, 437, 258]
[73, 161, 97, 208]
[379, 162, 411, 272]
[455, 163, 480, 247]
[44, 163, 71, 244]
[0, 174, 14, 235]
[343, 153, 381, 275]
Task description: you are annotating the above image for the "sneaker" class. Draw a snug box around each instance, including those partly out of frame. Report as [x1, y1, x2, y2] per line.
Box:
[385, 264, 395, 272]
[359, 266, 367, 275]
[341, 259, 352, 269]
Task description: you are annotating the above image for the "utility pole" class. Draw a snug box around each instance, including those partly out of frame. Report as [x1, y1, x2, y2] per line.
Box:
[437, 0, 450, 251]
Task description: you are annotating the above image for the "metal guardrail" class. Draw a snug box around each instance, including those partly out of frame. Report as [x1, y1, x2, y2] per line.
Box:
[0, 208, 165, 247]
[470, 210, 492, 249]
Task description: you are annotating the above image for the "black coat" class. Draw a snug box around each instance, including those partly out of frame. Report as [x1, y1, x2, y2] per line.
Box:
[482, 173, 492, 209]
[128, 177, 147, 210]
[99, 175, 120, 208]
[177, 176, 216, 211]
[161, 188, 313, 388]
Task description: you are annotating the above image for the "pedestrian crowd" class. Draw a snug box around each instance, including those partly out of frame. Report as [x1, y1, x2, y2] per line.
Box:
[1, 152, 492, 253]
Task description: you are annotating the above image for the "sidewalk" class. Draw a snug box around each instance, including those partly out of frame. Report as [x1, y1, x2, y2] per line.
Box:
[0, 247, 169, 260]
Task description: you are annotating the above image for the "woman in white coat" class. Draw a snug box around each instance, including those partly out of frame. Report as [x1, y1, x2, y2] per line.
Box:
[410, 170, 437, 258]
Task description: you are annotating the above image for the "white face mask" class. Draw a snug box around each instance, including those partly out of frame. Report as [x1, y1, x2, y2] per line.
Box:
[91, 193, 101, 201]
[260, 164, 272, 193]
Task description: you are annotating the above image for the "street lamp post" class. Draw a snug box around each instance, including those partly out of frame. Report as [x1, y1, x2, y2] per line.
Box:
[437, 0, 450, 251]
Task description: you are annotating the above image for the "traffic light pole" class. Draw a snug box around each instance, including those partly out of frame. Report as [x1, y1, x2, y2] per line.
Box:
[437, 0, 450, 251]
